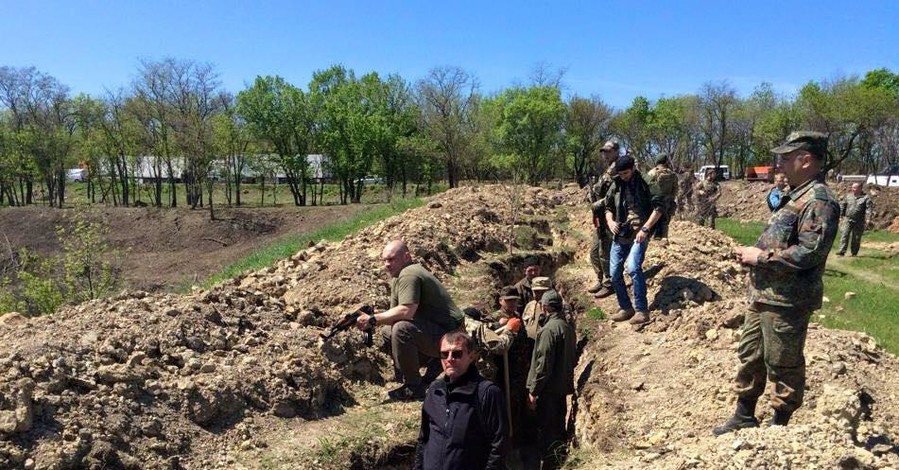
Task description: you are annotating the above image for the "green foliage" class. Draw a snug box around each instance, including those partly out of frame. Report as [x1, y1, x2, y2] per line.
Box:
[487, 85, 565, 185]
[57, 208, 121, 302]
[586, 307, 605, 320]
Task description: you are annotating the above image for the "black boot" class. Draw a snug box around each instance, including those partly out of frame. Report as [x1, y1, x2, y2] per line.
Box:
[768, 409, 792, 426]
[712, 398, 760, 436]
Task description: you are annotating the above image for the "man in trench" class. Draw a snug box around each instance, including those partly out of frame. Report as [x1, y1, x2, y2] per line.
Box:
[356, 240, 464, 401]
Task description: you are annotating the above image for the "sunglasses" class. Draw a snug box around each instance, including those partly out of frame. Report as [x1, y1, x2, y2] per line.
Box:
[440, 350, 465, 360]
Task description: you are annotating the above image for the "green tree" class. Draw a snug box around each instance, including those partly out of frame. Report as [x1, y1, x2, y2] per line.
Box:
[237, 75, 314, 206]
[564, 95, 612, 186]
[488, 85, 566, 185]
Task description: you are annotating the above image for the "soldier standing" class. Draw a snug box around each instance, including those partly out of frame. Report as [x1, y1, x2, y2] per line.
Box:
[645, 154, 679, 241]
[713, 131, 839, 435]
[587, 140, 620, 298]
[836, 182, 874, 256]
[677, 168, 696, 216]
[695, 169, 721, 229]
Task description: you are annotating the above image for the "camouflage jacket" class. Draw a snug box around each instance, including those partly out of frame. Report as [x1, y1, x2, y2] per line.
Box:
[749, 174, 840, 310]
[840, 193, 874, 223]
[590, 162, 618, 223]
[463, 316, 515, 382]
[646, 165, 679, 201]
[695, 179, 719, 206]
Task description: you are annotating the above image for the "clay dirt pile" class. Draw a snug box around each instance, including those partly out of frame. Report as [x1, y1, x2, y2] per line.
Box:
[1, 184, 898, 469]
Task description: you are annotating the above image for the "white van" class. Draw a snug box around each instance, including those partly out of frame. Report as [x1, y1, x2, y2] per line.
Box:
[66, 168, 87, 182]
[695, 165, 730, 181]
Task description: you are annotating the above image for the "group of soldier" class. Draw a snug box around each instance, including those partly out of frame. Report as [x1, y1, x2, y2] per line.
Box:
[348, 130, 870, 469]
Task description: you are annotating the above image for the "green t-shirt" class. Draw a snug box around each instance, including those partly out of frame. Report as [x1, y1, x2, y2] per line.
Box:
[391, 263, 463, 334]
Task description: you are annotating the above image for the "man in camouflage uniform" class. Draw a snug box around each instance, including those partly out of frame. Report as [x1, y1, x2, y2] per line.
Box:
[695, 168, 721, 229]
[714, 131, 840, 435]
[513, 257, 540, 314]
[677, 169, 696, 216]
[645, 154, 679, 240]
[587, 140, 620, 298]
[836, 182, 874, 257]
[521, 276, 552, 340]
[459, 307, 517, 383]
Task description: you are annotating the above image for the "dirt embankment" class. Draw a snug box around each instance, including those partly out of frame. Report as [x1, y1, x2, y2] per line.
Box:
[1, 184, 898, 469]
[717, 180, 899, 231]
[0, 205, 372, 292]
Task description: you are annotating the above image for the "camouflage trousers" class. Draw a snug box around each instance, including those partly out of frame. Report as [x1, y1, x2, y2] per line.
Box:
[589, 230, 613, 287]
[653, 200, 677, 239]
[696, 205, 717, 229]
[837, 219, 864, 255]
[733, 303, 812, 413]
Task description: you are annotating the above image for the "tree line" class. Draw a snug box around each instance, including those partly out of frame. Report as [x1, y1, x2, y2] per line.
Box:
[2, 60, 898, 210]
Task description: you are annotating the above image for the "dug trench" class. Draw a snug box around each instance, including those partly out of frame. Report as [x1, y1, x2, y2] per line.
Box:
[1, 184, 899, 469]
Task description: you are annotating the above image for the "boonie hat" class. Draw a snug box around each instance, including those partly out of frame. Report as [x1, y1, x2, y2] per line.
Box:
[771, 131, 828, 159]
[540, 289, 564, 310]
[500, 286, 520, 300]
[531, 277, 551, 291]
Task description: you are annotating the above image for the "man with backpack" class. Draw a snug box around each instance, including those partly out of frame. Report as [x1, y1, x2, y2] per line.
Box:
[646, 154, 679, 241]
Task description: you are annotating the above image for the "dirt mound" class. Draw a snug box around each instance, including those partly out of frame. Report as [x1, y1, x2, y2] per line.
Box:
[2, 184, 898, 469]
[718, 180, 899, 230]
[0, 184, 585, 469]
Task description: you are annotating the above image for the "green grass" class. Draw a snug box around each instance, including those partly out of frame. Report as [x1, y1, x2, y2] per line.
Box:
[714, 218, 766, 246]
[717, 218, 899, 355]
[192, 197, 424, 291]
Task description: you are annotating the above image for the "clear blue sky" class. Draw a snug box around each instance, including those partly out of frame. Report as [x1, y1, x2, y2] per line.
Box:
[2, 0, 897, 109]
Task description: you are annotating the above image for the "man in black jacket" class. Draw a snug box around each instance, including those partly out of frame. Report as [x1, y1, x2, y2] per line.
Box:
[603, 155, 665, 325]
[415, 330, 508, 470]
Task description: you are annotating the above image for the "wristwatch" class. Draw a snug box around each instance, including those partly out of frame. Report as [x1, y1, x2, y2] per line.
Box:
[367, 315, 377, 328]
[640, 227, 650, 233]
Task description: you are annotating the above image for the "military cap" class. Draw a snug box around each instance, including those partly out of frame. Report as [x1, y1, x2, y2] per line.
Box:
[540, 289, 564, 310]
[531, 276, 551, 291]
[615, 155, 635, 172]
[771, 131, 828, 159]
[656, 154, 670, 166]
[499, 285, 520, 300]
[601, 140, 620, 152]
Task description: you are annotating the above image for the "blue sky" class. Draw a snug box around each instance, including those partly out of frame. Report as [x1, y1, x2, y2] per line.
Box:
[2, 0, 897, 109]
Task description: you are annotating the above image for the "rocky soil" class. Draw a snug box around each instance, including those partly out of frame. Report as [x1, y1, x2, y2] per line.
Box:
[1, 183, 898, 469]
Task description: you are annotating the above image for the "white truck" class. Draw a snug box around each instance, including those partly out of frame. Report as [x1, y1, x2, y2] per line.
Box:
[695, 165, 730, 181]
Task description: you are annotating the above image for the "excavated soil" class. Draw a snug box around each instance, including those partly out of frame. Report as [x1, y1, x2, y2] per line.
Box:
[1, 184, 898, 469]
[718, 180, 899, 230]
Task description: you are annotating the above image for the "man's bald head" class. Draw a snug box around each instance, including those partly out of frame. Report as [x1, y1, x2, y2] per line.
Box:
[382, 240, 413, 277]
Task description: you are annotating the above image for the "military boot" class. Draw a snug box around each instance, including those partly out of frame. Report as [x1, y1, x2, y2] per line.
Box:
[767, 409, 792, 427]
[610, 308, 635, 322]
[587, 281, 603, 293]
[712, 398, 760, 436]
[593, 286, 614, 298]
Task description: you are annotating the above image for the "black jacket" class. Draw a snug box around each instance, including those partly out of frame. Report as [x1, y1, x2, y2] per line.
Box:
[602, 171, 665, 227]
[414, 366, 508, 470]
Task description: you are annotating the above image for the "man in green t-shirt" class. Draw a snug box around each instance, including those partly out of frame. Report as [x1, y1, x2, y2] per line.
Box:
[356, 240, 464, 401]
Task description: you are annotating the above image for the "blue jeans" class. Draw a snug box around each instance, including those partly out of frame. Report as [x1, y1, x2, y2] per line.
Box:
[609, 238, 649, 311]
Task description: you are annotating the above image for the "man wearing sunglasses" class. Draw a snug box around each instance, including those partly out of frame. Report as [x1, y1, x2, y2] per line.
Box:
[415, 330, 508, 470]
[714, 131, 839, 435]
[357, 240, 464, 401]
